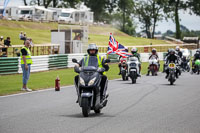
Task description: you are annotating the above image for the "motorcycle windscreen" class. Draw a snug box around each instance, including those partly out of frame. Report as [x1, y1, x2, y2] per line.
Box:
[83, 56, 99, 68]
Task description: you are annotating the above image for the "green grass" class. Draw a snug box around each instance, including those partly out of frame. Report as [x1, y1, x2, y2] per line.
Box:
[89, 34, 167, 46]
[0, 62, 163, 96]
[0, 20, 168, 46]
[0, 20, 57, 44]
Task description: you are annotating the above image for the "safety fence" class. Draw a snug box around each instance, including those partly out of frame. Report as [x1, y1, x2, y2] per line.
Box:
[0, 44, 60, 57]
[0, 53, 106, 75]
[2, 50, 196, 75]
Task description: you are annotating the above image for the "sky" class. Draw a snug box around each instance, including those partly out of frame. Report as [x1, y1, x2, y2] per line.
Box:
[1, 0, 200, 33]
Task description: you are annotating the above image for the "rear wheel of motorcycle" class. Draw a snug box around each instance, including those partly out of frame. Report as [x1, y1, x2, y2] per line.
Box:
[82, 98, 91, 117]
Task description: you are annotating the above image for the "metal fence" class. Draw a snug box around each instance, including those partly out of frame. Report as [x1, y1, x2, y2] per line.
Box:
[0, 44, 60, 57]
[98, 43, 197, 53]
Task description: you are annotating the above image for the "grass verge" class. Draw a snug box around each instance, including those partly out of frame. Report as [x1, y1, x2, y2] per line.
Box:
[0, 62, 163, 96]
[0, 20, 168, 46]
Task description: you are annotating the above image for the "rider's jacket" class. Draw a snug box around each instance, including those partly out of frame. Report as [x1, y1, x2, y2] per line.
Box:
[78, 54, 109, 72]
[165, 54, 179, 64]
[193, 53, 200, 61]
[176, 51, 183, 58]
[149, 54, 159, 60]
[130, 53, 141, 62]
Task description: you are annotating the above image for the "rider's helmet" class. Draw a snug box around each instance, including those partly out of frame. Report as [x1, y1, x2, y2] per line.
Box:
[87, 43, 98, 56]
[170, 49, 175, 55]
[176, 46, 180, 51]
[131, 47, 138, 54]
[196, 49, 200, 54]
[152, 48, 157, 54]
[124, 47, 128, 52]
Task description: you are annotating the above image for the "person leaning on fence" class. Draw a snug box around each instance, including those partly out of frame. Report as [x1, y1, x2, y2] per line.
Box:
[2, 37, 11, 56]
[0, 36, 4, 46]
[20, 40, 32, 92]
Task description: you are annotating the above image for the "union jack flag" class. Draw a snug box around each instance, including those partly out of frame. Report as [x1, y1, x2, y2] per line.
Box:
[107, 33, 132, 58]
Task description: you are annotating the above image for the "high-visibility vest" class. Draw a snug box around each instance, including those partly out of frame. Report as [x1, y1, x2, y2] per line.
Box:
[84, 54, 105, 74]
[20, 47, 32, 64]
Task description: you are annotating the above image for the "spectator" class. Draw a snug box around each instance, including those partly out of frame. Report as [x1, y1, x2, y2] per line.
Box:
[4, 37, 11, 46]
[20, 40, 32, 92]
[2, 37, 11, 56]
[20, 31, 27, 41]
[0, 36, 3, 46]
[0, 36, 3, 54]
[19, 31, 23, 40]
[27, 38, 34, 47]
[24, 32, 27, 39]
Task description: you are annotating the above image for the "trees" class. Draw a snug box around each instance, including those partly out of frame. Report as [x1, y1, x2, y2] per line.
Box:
[187, 0, 200, 16]
[83, 0, 108, 21]
[134, 0, 166, 38]
[23, 0, 28, 6]
[163, 0, 187, 39]
[117, 0, 134, 32]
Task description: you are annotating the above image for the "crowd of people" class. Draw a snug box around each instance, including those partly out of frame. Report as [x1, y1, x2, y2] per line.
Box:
[0, 31, 33, 57]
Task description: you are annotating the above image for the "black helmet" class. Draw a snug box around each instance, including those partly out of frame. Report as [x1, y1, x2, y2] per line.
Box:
[152, 48, 156, 54]
[170, 49, 175, 55]
[131, 47, 138, 54]
[87, 43, 98, 56]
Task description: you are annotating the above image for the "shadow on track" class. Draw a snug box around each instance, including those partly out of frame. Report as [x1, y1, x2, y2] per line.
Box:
[60, 113, 115, 118]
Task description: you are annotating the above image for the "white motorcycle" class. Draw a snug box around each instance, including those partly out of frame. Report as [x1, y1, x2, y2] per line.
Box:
[148, 57, 159, 76]
[127, 56, 140, 84]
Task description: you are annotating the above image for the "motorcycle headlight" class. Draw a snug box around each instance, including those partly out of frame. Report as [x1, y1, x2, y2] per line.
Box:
[79, 77, 85, 86]
[88, 77, 96, 86]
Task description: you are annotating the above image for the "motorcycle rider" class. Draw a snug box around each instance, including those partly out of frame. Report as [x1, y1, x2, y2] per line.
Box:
[74, 43, 109, 101]
[118, 47, 129, 75]
[165, 49, 180, 79]
[130, 47, 141, 76]
[163, 48, 171, 72]
[147, 48, 159, 76]
[176, 46, 183, 58]
[192, 49, 200, 69]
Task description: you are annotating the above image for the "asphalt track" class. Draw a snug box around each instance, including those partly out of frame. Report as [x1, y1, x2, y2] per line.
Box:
[1, 72, 200, 133]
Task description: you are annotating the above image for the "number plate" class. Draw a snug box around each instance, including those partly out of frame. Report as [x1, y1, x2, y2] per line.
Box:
[168, 63, 176, 68]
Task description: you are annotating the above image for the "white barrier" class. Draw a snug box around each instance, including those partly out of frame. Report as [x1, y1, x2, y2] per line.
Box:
[18, 55, 49, 73]
[16, 52, 165, 74]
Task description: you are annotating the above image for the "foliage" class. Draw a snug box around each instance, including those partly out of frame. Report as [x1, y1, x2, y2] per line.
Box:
[187, 0, 200, 16]
[162, 0, 187, 39]
[134, 0, 167, 39]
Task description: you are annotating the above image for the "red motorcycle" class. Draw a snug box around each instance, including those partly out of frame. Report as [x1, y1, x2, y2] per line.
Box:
[120, 58, 128, 80]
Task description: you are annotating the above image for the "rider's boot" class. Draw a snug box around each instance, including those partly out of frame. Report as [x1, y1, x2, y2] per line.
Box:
[146, 70, 150, 76]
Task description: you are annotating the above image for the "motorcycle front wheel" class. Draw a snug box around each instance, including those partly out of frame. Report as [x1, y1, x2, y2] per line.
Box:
[130, 71, 137, 84]
[122, 70, 126, 81]
[82, 97, 91, 117]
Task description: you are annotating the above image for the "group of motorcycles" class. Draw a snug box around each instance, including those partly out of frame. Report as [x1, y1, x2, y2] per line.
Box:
[71, 49, 200, 117]
[119, 51, 200, 86]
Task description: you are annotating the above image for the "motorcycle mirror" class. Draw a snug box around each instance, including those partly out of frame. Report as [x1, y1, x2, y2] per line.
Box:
[104, 59, 110, 63]
[98, 68, 105, 73]
[72, 58, 78, 63]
